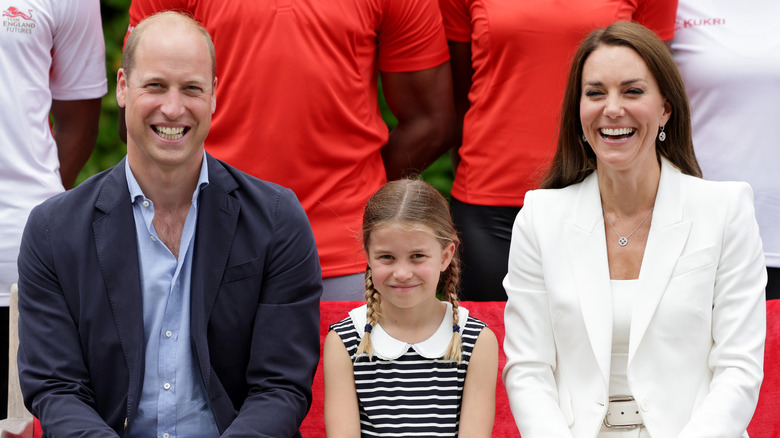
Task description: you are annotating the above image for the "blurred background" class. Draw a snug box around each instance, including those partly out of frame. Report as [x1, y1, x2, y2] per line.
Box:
[82, 1, 455, 196]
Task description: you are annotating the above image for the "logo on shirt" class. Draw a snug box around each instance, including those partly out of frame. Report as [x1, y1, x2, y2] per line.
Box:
[2, 6, 36, 34]
[675, 17, 726, 31]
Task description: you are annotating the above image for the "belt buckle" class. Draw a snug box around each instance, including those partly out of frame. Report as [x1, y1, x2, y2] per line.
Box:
[603, 395, 642, 429]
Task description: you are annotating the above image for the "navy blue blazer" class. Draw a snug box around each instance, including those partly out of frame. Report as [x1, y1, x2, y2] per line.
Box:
[17, 154, 322, 437]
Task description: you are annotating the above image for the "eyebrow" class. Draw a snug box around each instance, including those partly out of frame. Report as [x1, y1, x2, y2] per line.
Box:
[584, 78, 646, 87]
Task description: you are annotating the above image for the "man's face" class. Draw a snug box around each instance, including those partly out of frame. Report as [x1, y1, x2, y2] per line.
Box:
[117, 22, 216, 175]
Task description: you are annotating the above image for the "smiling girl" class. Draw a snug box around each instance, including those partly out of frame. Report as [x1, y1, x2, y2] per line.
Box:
[323, 179, 498, 437]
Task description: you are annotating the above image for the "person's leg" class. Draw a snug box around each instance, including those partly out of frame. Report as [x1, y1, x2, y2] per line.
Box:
[451, 198, 520, 301]
[766, 267, 780, 300]
[321, 273, 365, 301]
[0, 306, 8, 419]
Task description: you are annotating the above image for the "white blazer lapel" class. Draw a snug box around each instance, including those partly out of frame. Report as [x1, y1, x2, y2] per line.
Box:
[629, 158, 692, 361]
[565, 172, 613, 384]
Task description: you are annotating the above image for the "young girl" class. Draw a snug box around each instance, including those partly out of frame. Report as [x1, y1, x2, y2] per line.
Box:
[323, 179, 498, 437]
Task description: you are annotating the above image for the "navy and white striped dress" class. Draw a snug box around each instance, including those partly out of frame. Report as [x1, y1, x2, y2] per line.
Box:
[329, 303, 487, 437]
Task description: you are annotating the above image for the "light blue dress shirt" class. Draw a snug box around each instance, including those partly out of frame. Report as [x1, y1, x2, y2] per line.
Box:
[125, 155, 219, 438]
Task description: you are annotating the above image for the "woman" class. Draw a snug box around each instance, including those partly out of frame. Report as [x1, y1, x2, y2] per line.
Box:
[438, 0, 677, 301]
[671, 0, 780, 299]
[503, 22, 765, 437]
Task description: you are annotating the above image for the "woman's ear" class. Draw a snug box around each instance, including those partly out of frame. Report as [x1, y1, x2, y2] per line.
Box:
[661, 99, 672, 126]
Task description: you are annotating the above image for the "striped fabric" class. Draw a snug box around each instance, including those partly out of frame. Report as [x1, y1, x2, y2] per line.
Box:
[330, 310, 487, 437]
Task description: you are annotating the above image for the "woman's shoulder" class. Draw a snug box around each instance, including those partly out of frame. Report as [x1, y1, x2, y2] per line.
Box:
[676, 172, 755, 213]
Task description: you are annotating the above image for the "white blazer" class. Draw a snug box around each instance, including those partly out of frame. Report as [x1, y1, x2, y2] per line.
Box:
[503, 158, 766, 438]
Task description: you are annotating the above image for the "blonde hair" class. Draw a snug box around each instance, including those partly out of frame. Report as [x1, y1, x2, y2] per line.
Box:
[356, 179, 463, 363]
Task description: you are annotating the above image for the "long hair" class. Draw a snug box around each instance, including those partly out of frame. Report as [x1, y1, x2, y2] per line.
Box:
[356, 179, 463, 363]
[542, 21, 700, 189]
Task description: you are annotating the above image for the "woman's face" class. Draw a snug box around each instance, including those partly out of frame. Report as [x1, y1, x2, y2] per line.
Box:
[579, 45, 671, 175]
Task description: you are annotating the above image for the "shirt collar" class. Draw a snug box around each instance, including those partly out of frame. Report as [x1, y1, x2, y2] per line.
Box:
[349, 302, 470, 360]
[125, 152, 210, 204]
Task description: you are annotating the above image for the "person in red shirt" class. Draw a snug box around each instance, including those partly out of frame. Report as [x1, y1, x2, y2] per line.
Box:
[438, 0, 678, 301]
[122, 0, 454, 301]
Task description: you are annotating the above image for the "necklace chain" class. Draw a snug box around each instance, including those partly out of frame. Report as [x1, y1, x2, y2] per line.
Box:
[603, 207, 653, 247]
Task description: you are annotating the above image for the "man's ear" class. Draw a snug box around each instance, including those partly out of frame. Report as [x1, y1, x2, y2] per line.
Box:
[211, 76, 218, 114]
[116, 68, 128, 108]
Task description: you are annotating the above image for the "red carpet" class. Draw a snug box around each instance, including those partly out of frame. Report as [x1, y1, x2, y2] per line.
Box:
[31, 300, 780, 437]
[302, 300, 780, 437]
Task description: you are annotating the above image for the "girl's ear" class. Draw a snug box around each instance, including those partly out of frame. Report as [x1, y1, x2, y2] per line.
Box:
[440, 242, 456, 272]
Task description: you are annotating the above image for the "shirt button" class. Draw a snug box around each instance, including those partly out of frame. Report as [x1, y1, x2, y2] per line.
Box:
[151, 235, 157, 241]
[163, 382, 171, 390]
[165, 330, 173, 338]
[142, 200, 150, 207]
[163, 433, 170, 438]
[640, 399, 651, 412]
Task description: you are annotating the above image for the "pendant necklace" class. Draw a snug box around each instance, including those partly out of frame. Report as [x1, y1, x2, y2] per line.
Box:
[603, 207, 653, 247]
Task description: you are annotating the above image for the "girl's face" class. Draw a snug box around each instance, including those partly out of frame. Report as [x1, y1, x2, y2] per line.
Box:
[366, 222, 455, 312]
[579, 45, 671, 175]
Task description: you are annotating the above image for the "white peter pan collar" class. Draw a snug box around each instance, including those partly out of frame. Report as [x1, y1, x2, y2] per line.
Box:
[349, 302, 470, 360]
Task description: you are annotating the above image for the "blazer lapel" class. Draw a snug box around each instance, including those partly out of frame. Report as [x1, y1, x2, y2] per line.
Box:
[190, 154, 240, 392]
[566, 172, 613, 385]
[92, 159, 145, 411]
[629, 158, 691, 361]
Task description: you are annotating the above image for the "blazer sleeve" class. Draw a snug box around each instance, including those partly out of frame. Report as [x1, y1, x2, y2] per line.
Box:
[677, 183, 766, 438]
[17, 203, 119, 437]
[221, 187, 322, 437]
[502, 191, 574, 438]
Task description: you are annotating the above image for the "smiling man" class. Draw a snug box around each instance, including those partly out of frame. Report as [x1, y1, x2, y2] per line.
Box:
[17, 11, 322, 437]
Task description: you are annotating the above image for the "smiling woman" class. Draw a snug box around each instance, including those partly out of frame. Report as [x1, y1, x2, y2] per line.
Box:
[580, 44, 671, 179]
[503, 22, 766, 438]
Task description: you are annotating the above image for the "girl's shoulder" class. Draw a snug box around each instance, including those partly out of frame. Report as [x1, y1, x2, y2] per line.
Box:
[328, 304, 367, 332]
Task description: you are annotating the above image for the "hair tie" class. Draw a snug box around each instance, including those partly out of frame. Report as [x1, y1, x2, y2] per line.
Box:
[364, 324, 373, 334]
[452, 325, 460, 333]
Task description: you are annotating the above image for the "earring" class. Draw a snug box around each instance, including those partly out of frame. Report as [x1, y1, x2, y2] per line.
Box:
[658, 126, 666, 142]
[582, 134, 588, 143]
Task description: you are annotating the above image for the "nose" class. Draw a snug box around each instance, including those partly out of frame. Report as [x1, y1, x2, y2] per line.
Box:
[393, 263, 414, 282]
[160, 90, 185, 119]
[603, 93, 623, 118]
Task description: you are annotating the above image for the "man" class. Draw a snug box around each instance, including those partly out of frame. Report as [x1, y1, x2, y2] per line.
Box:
[125, 0, 455, 300]
[17, 12, 322, 437]
[0, 0, 105, 418]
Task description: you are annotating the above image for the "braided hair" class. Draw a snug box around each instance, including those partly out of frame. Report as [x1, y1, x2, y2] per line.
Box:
[355, 179, 463, 363]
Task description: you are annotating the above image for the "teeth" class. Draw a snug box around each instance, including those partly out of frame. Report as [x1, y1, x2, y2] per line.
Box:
[600, 127, 635, 136]
[155, 126, 185, 140]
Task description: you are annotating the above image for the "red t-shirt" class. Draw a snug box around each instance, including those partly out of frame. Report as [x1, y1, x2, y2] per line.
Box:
[129, 0, 449, 277]
[439, 0, 676, 206]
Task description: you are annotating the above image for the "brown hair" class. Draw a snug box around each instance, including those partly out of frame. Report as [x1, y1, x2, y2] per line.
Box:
[122, 11, 216, 80]
[356, 179, 463, 363]
[542, 21, 701, 189]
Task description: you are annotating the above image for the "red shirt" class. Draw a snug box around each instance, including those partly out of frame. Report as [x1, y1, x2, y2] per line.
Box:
[129, 0, 449, 277]
[439, 0, 676, 206]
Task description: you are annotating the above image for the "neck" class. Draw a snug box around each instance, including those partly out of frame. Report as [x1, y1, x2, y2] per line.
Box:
[598, 161, 660, 215]
[380, 298, 446, 343]
[127, 156, 202, 211]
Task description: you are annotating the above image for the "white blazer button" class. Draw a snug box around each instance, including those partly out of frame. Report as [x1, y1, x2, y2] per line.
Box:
[640, 399, 651, 411]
